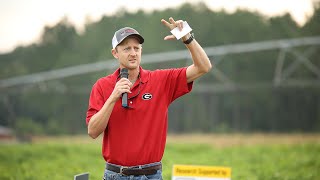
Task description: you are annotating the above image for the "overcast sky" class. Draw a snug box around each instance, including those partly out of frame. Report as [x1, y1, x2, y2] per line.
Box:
[0, 0, 316, 53]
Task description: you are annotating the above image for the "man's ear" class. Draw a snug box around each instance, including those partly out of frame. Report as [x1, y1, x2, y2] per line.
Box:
[111, 49, 118, 59]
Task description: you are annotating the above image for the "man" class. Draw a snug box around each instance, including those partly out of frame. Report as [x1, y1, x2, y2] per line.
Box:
[86, 17, 212, 179]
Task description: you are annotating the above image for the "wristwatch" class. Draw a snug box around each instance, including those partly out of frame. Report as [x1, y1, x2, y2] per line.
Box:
[183, 33, 194, 44]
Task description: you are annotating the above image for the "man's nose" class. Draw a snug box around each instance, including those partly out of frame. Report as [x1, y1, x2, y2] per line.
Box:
[129, 49, 137, 56]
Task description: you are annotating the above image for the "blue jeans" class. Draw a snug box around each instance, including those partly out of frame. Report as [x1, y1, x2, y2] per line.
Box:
[103, 162, 162, 180]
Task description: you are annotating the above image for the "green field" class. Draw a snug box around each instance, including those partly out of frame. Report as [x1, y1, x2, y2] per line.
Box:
[1, 134, 320, 180]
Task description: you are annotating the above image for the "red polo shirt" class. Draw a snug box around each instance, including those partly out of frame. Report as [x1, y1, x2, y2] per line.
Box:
[86, 66, 193, 166]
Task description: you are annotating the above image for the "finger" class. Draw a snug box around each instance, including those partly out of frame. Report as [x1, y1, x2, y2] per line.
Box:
[176, 20, 183, 31]
[117, 86, 132, 94]
[169, 17, 176, 24]
[118, 83, 132, 90]
[113, 88, 131, 97]
[117, 84, 130, 89]
[115, 84, 131, 93]
[118, 78, 132, 86]
[123, 81, 133, 87]
[164, 35, 176, 40]
[119, 77, 130, 82]
[121, 89, 132, 93]
[161, 19, 171, 29]
[115, 83, 131, 90]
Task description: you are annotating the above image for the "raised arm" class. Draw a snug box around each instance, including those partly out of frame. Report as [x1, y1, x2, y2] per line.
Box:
[161, 17, 212, 83]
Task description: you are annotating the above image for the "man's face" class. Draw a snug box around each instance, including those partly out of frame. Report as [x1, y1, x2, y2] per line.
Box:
[112, 37, 142, 70]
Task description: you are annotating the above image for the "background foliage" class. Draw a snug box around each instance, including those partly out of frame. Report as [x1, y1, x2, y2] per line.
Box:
[0, 2, 320, 135]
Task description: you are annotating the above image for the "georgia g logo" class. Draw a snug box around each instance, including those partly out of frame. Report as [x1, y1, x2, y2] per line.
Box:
[142, 93, 152, 100]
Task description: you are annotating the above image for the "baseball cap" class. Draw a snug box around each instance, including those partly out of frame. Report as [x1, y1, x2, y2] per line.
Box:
[112, 27, 144, 49]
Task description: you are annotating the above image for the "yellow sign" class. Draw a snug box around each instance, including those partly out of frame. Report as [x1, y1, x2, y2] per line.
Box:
[172, 165, 231, 180]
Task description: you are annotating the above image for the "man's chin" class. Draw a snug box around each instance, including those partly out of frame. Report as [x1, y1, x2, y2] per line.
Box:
[126, 64, 139, 70]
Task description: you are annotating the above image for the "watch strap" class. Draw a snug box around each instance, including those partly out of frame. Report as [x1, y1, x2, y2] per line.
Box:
[183, 33, 194, 44]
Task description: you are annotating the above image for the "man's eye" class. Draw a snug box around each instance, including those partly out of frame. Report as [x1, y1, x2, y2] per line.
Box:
[124, 47, 130, 51]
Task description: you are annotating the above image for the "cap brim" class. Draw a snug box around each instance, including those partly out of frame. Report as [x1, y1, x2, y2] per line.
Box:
[126, 34, 144, 44]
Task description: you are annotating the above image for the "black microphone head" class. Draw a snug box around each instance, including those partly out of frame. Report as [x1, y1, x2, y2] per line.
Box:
[120, 68, 129, 78]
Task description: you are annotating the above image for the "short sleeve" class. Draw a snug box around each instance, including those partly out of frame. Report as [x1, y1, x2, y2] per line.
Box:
[86, 81, 105, 125]
[165, 67, 193, 103]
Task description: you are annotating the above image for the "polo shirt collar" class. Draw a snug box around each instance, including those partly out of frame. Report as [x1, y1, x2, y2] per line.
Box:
[111, 66, 149, 83]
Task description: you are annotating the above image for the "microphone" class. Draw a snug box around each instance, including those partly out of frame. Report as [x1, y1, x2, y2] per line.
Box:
[120, 68, 129, 108]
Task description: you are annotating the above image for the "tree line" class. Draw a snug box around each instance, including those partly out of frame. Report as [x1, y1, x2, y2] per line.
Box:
[0, 2, 319, 137]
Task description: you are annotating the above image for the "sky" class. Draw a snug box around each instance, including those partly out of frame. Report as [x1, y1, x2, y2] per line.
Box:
[0, 0, 316, 54]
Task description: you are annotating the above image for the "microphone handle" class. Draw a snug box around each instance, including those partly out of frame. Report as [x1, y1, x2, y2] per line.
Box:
[120, 68, 129, 108]
[122, 92, 128, 108]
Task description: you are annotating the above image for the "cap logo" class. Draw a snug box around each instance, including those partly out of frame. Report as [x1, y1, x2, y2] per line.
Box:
[120, 29, 136, 36]
[120, 30, 126, 35]
[142, 93, 152, 100]
[125, 29, 136, 33]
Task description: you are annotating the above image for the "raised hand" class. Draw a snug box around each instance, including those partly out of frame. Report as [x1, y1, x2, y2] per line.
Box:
[161, 17, 185, 40]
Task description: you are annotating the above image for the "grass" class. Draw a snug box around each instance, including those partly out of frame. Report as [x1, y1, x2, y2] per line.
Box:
[1, 134, 320, 180]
